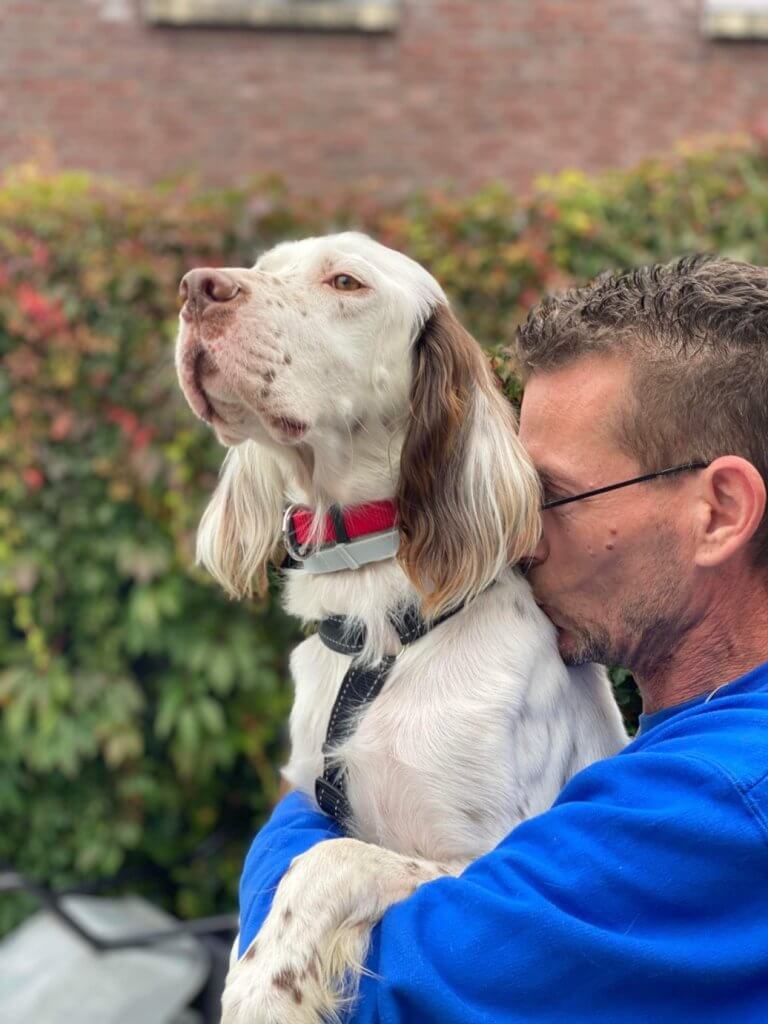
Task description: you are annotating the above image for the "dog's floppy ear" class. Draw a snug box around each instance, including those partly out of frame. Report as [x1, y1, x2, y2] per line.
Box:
[196, 441, 285, 598]
[396, 304, 541, 616]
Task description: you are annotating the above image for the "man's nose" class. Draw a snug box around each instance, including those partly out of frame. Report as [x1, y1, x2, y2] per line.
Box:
[179, 269, 240, 317]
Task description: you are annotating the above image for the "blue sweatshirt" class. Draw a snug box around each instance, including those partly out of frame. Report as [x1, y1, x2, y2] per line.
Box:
[238, 661, 768, 1022]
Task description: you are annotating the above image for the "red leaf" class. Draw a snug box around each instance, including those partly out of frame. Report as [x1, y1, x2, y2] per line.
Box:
[22, 466, 45, 491]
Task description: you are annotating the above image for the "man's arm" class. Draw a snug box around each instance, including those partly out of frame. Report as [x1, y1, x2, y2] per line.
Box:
[237, 750, 767, 1022]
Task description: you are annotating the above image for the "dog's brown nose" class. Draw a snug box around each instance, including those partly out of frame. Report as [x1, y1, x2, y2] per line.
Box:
[179, 269, 240, 308]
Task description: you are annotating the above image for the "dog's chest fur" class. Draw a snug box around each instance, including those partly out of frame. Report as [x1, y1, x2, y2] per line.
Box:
[282, 569, 626, 865]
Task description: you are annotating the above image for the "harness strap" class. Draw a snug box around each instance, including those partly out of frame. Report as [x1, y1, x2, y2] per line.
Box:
[314, 602, 465, 827]
[317, 605, 431, 656]
[315, 655, 396, 824]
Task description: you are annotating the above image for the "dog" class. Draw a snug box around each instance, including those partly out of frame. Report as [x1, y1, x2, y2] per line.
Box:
[175, 232, 628, 1023]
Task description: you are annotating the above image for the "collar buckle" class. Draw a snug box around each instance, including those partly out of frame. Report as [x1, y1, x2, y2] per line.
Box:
[281, 502, 306, 563]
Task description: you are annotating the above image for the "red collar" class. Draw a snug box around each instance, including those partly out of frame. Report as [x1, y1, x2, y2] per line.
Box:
[288, 500, 397, 548]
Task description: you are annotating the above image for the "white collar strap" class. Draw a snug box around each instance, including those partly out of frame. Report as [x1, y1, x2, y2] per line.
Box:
[284, 526, 400, 575]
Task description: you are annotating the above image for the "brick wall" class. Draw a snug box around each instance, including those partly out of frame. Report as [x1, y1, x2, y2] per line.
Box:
[2, 0, 768, 197]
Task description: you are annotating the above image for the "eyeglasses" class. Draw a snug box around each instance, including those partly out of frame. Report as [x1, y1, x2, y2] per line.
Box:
[541, 462, 710, 510]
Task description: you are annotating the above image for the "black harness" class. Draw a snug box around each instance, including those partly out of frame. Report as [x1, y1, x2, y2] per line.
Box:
[314, 604, 462, 828]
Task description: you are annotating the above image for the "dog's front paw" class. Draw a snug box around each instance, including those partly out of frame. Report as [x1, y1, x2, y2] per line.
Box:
[220, 844, 360, 1024]
[221, 933, 327, 1024]
[221, 839, 447, 1023]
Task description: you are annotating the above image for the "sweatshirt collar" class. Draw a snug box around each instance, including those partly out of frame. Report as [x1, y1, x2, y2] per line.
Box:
[637, 658, 768, 737]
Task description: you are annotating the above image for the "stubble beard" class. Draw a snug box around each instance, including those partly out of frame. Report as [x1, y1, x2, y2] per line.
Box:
[558, 611, 681, 675]
[557, 545, 689, 674]
[557, 620, 614, 667]
[557, 532, 688, 675]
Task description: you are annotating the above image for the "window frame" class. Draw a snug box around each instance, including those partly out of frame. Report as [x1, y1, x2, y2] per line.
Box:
[142, 0, 400, 32]
[702, 0, 768, 39]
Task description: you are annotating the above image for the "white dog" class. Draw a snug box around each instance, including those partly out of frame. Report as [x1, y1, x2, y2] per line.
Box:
[175, 233, 627, 1023]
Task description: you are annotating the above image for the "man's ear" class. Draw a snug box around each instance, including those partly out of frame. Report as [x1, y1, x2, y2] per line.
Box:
[693, 456, 766, 569]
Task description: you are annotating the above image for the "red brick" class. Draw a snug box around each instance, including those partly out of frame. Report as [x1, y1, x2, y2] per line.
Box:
[1, 0, 765, 197]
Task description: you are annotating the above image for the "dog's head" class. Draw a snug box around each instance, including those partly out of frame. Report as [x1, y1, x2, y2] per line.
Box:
[176, 232, 541, 613]
[176, 231, 441, 450]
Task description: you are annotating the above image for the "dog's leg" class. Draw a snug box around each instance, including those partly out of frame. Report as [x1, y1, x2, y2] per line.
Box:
[221, 838, 455, 1024]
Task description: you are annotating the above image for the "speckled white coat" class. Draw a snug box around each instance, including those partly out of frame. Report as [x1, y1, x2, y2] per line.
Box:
[175, 233, 628, 1024]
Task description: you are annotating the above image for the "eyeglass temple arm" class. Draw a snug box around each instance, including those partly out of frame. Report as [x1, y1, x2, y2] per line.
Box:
[541, 462, 710, 510]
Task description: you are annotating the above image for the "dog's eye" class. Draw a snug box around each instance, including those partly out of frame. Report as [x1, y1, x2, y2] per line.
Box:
[331, 274, 363, 291]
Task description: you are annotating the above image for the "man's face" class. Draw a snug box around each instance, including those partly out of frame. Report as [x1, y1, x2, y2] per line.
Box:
[518, 354, 700, 673]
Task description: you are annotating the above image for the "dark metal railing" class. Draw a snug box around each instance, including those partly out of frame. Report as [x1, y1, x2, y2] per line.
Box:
[1, 863, 238, 1023]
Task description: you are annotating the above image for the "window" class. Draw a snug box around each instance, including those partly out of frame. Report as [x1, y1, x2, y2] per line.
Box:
[703, 0, 768, 39]
[142, 0, 399, 32]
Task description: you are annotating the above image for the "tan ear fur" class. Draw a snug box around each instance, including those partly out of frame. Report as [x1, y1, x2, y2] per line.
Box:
[396, 305, 541, 616]
[196, 441, 285, 599]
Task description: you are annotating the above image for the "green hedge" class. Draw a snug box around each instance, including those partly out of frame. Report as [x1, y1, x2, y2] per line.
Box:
[3, 137, 768, 932]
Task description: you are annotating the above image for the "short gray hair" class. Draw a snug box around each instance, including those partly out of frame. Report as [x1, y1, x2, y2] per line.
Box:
[515, 254, 768, 568]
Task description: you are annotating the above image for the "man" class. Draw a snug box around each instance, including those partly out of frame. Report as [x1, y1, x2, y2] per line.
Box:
[235, 255, 768, 1021]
